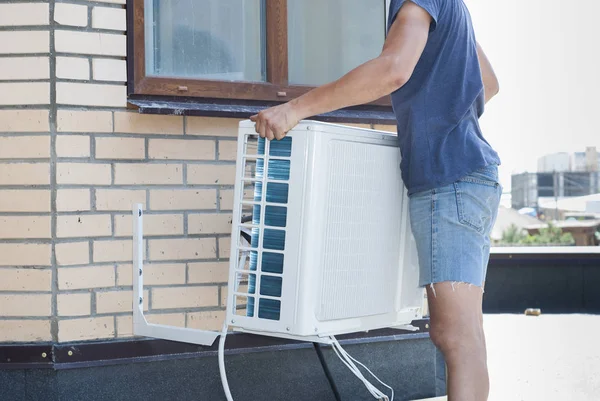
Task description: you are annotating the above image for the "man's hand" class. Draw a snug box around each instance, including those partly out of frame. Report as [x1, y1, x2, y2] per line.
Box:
[250, 102, 300, 140]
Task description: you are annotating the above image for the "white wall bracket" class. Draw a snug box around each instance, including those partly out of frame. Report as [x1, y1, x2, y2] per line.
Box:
[132, 204, 220, 346]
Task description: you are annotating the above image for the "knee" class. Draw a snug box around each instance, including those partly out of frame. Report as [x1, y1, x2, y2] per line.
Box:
[429, 322, 482, 355]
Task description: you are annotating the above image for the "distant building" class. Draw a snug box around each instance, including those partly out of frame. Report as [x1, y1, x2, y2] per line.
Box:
[511, 171, 600, 210]
[538, 152, 570, 173]
[586, 146, 599, 172]
[537, 147, 599, 173]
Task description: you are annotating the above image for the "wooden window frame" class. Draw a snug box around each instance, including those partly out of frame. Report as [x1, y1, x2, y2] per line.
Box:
[128, 0, 391, 107]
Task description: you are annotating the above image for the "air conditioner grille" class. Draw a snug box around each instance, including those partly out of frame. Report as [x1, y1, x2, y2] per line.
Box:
[317, 140, 403, 321]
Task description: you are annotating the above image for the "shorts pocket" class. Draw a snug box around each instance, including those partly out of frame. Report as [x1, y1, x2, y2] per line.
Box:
[454, 170, 501, 233]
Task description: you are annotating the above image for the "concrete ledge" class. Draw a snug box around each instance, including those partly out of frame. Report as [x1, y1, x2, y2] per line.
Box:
[1, 328, 445, 401]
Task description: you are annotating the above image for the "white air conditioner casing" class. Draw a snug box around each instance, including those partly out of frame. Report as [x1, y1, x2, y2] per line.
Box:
[227, 120, 423, 342]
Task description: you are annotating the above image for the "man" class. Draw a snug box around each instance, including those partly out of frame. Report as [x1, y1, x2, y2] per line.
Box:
[251, 1, 502, 400]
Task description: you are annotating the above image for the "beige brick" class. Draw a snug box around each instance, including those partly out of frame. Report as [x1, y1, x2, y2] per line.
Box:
[95, 137, 145, 160]
[149, 139, 215, 161]
[114, 164, 182, 185]
[58, 266, 115, 290]
[116, 313, 185, 338]
[218, 140, 237, 161]
[0, 83, 49, 105]
[0, 110, 49, 133]
[188, 262, 229, 284]
[96, 290, 148, 314]
[56, 82, 126, 107]
[0, 294, 51, 317]
[54, 3, 88, 27]
[188, 214, 232, 235]
[95, 189, 146, 211]
[0, 268, 52, 291]
[219, 237, 231, 259]
[57, 110, 112, 133]
[187, 164, 236, 185]
[373, 124, 397, 133]
[0, 320, 51, 342]
[221, 286, 228, 307]
[92, 7, 126, 31]
[0, 3, 49, 26]
[152, 286, 219, 309]
[57, 293, 91, 316]
[0, 243, 51, 266]
[57, 214, 112, 238]
[0, 216, 51, 239]
[149, 189, 216, 211]
[56, 135, 90, 158]
[0, 190, 50, 212]
[116, 263, 186, 286]
[0, 136, 50, 158]
[55, 241, 89, 266]
[149, 238, 216, 261]
[114, 213, 183, 237]
[0, 57, 49, 80]
[0, 163, 49, 185]
[343, 123, 373, 129]
[57, 162, 111, 185]
[58, 316, 114, 342]
[56, 56, 90, 80]
[187, 310, 226, 331]
[115, 315, 133, 337]
[57, 189, 91, 212]
[93, 58, 126, 81]
[186, 117, 238, 137]
[147, 313, 186, 327]
[219, 189, 235, 211]
[91, 0, 126, 4]
[55, 30, 126, 56]
[114, 113, 183, 135]
[119, 313, 185, 338]
[93, 239, 132, 263]
[0, 31, 49, 54]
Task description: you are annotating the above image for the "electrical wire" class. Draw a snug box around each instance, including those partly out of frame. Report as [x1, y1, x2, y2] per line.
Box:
[330, 336, 393, 401]
[219, 323, 234, 401]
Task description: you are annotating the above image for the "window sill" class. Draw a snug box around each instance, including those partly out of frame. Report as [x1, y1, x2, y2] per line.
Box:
[127, 96, 397, 125]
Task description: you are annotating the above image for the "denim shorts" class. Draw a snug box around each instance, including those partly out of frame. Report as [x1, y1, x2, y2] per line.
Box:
[409, 164, 502, 288]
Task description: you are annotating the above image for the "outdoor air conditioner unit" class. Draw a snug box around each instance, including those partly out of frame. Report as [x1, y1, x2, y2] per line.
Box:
[226, 120, 423, 343]
[131, 120, 424, 400]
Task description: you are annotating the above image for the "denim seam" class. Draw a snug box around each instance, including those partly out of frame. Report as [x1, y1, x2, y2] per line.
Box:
[454, 182, 484, 233]
[431, 189, 437, 282]
[459, 177, 500, 188]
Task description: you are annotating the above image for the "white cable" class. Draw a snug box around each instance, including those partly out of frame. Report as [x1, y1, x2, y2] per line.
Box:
[330, 336, 394, 401]
[330, 340, 384, 399]
[219, 323, 234, 401]
[219, 249, 250, 401]
[332, 338, 394, 401]
[331, 340, 386, 400]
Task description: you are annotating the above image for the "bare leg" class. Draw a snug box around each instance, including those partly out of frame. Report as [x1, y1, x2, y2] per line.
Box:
[427, 282, 489, 401]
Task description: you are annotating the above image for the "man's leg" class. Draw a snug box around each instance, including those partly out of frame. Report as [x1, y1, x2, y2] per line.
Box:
[426, 282, 488, 401]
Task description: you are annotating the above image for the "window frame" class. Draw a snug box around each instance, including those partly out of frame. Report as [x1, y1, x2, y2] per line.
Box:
[128, 0, 392, 107]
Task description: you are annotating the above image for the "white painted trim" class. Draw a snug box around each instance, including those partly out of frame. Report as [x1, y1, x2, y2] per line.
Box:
[491, 246, 600, 255]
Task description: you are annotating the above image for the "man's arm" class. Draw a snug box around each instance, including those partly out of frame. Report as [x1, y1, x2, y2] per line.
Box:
[251, 2, 432, 140]
[476, 42, 499, 103]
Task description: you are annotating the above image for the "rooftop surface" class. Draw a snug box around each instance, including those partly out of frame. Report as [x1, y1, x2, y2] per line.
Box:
[415, 314, 600, 401]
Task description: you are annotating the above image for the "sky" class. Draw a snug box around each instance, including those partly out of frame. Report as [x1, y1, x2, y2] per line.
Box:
[464, 0, 600, 190]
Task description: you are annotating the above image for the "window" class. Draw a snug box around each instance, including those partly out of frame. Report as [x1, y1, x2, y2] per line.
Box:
[129, 0, 390, 105]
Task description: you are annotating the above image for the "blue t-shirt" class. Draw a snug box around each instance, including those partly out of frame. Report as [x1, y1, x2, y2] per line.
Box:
[388, 0, 501, 195]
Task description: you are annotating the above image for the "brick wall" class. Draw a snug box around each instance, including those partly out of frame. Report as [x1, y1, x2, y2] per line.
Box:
[0, 1, 395, 344]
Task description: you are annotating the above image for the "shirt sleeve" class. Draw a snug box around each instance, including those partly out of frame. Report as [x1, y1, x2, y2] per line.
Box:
[388, 0, 440, 33]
